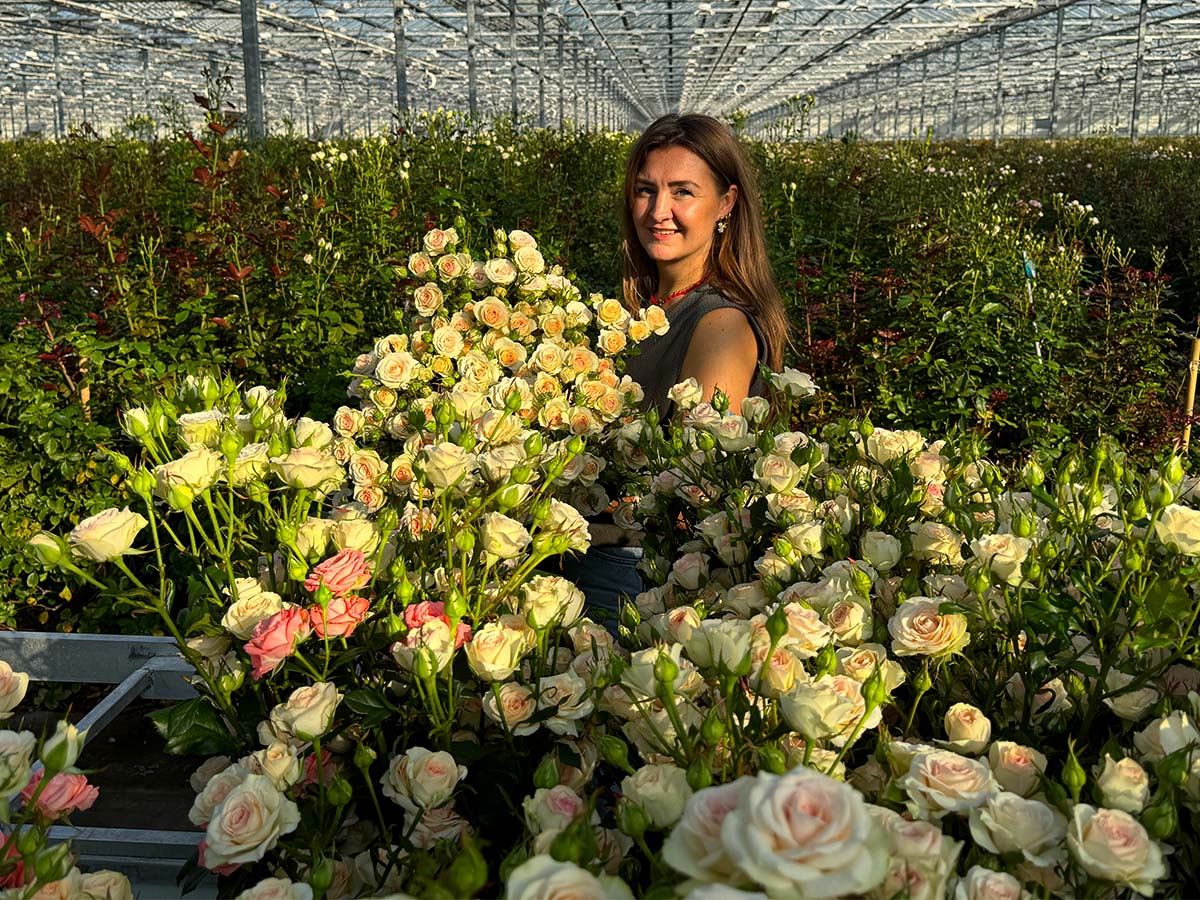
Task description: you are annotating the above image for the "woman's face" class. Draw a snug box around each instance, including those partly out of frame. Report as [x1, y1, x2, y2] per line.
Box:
[632, 145, 736, 281]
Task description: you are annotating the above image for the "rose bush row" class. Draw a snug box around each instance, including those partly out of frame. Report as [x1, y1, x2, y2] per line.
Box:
[32, 225, 1200, 898]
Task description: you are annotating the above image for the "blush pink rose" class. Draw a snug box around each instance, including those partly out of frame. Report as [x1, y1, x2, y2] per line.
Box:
[197, 838, 239, 876]
[309, 594, 370, 639]
[245, 608, 312, 680]
[404, 600, 449, 629]
[21, 770, 98, 817]
[304, 548, 369, 596]
[301, 748, 339, 792]
[453, 622, 472, 649]
[403, 601, 470, 648]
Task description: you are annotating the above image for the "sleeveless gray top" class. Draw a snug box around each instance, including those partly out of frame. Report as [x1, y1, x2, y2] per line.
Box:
[624, 283, 768, 418]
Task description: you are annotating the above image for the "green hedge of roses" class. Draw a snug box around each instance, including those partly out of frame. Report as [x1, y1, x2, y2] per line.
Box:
[0, 99, 1194, 631]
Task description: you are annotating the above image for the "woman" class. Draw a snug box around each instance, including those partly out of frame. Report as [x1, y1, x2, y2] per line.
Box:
[561, 113, 788, 627]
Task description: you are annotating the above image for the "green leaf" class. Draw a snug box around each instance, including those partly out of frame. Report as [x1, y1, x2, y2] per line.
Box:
[343, 687, 395, 727]
[149, 698, 235, 756]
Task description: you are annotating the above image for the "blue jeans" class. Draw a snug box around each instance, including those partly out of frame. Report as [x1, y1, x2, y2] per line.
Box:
[554, 546, 644, 631]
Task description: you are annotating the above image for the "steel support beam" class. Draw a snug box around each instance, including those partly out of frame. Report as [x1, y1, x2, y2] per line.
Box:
[466, 0, 478, 117]
[993, 29, 1005, 145]
[537, 0, 546, 128]
[52, 33, 65, 138]
[557, 29, 564, 130]
[509, 0, 518, 123]
[1130, 0, 1150, 140]
[393, 0, 408, 114]
[949, 44, 961, 138]
[1048, 6, 1064, 137]
[239, 0, 265, 139]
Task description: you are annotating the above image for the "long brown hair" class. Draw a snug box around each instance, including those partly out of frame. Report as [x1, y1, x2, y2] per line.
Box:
[620, 113, 787, 370]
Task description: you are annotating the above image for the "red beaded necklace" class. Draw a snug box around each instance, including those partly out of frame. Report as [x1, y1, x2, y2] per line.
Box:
[649, 277, 706, 307]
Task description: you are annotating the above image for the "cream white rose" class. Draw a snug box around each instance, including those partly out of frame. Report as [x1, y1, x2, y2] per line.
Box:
[482, 682, 539, 736]
[968, 792, 1067, 867]
[268, 682, 341, 741]
[1067, 804, 1165, 896]
[520, 574, 586, 629]
[68, 507, 149, 562]
[0, 663, 28, 720]
[271, 448, 343, 493]
[0, 729, 35, 796]
[621, 763, 692, 830]
[987, 741, 1048, 797]
[661, 777, 751, 883]
[969, 533, 1033, 587]
[234, 877, 312, 900]
[177, 409, 226, 449]
[954, 866, 1027, 900]
[909, 522, 965, 565]
[943, 703, 992, 755]
[889, 597, 970, 658]
[481, 512, 532, 561]
[767, 368, 818, 398]
[1096, 756, 1150, 813]
[221, 591, 284, 640]
[466, 617, 534, 681]
[247, 742, 303, 790]
[720, 768, 887, 898]
[898, 749, 996, 819]
[79, 870, 135, 900]
[375, 350, 418, 388]
[1154, 503, 1200, 554]
[380, 746, 467, 812]
[421, 442, 475, 492]
[484, 257, 518, 285]
[203, 773, 301, 868]
[505, 855, 632, 900]
[860, 530, 901, 572]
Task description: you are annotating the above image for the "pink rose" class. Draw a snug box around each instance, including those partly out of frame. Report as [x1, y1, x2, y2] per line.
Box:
[453, 622, 472, 649]
[301, 749, 339, 792]
[404, 600, 449, 629]
[21, 770, 98, 817]
[245, 608, 312, 680]
[304, 548, 369, 596]
[309, 594, 370, 639]
[197, 837, 240, 876]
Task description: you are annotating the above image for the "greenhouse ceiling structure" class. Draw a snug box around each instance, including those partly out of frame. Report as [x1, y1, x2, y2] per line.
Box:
[1, 0, 1197, 141]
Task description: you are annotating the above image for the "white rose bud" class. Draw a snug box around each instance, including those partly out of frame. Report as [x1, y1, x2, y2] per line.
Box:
[0, 730, 36, 796]
[943, 703, 992, 754]
[987, 741, 1048, 797]
[1096, 756, 1150, 814]
[667, 378, 703, 411]
[860, 530, 901, 572]
[268, 682, 342, 741]
[68, 507, 148, 563]
[620, 763, 692, 830]
[0, 663, 29, 719]
[41, 720, 86, 772]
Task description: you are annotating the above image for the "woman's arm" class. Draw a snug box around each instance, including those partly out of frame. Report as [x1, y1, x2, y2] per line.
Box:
[677, 307, 759, 411]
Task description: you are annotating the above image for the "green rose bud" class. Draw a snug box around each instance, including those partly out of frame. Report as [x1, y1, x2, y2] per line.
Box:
[758, 745, 788, 775]
[701, 708, 726, 746]
[858, 416, 874, 438]
[686, 754, 713, 791]
[510, 463, 533, 485]
[397, 575, 415, 606]
[434, 402, 455, 427]
[695, 431, 716, 452]
[33, 841, 73, 885]
[1163, 455, 1185, 487]
[28, 532, 67, 568]
[454, 530, 476, 554]
[129, 467, 156, 500]
[444, 835, 489, 897]
[308, 857, 336, 898]
[598, 734, 635, 775]
[217, 665, 244, 695]
[615, 798, 651, 840]
[850, 566, 873, 598]
[354, 742, 377, 772]
[1141, 790, 1177, 841]
[912, 665, 933, 694]
[653, 651, 680, 689]
[765, 605, 790, 644]
[1128, 496, 1149, 520]
[1022, 458, 1045, 487]
[41, 721, 85, 773]
[825, 472, 845, 494]
[966, 564, 991, 596]
[644, 407, 660, 430]
[533, 755, 561, 790]
[862, 666, 888, 710]
[326, 774, 354, 807]
[566, 435, 586, 456]
[1062, 741, 1086, 803]
[815, 643, 838, 678]
[864, 503, 886, 528]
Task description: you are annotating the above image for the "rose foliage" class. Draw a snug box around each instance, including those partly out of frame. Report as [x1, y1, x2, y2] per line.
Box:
[35, 227, 1200, 899]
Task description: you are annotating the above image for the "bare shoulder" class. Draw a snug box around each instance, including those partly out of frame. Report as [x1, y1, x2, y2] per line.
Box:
[689, 306, 758, 356]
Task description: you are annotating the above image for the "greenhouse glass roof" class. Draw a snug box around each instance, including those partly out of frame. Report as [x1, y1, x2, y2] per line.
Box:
[1, 0, 1196, 139]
